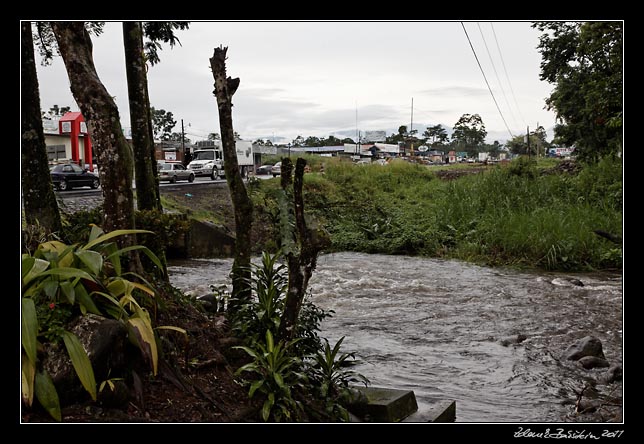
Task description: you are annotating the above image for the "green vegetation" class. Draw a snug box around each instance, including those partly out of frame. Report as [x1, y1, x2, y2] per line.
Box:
[230, 251, 368, 422]
[257, 156, 622, 271]
[21, 226, 184, 421]
[533, 22, 622, 162]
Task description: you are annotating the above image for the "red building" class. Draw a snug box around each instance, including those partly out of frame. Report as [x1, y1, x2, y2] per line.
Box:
[58, 112, 94, 171]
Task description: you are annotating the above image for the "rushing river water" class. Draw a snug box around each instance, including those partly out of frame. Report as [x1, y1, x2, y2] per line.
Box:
[168, 252, 623, 423]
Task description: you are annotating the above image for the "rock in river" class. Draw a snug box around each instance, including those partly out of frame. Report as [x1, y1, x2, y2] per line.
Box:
[578, 356, 610, 369]
[562, 335, 606, 361]
[499, 334, 527, 347]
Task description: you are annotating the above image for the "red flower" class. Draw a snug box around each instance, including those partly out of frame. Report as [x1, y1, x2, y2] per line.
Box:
[49, 303, 55, 310]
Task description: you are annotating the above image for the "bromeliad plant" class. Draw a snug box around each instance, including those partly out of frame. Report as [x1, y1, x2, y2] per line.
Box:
[308, 336, 370, 421]
[229, 251, 288, 344]
[21, 225, 184, 421]
[234, 329, 306, 422]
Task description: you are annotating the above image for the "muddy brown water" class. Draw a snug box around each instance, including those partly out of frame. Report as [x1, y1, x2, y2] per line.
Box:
[168, 252, 623, 423]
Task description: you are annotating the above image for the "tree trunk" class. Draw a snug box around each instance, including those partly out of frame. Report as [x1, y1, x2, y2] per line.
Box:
[209, 46, 253, 312]
[21, 21, 63, 235]
[123, 21, 162, 212]
[278, 158, 329, 342]
[51, 22, 140, 267]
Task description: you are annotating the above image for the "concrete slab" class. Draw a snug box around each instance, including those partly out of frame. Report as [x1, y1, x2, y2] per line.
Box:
[402, 399, 457, 423]
[348, 386, 418, 422]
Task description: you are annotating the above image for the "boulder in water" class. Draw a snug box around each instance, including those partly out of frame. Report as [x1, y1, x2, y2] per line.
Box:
[578, 356, 610, 369]
[499, 334, 527, 347]
[563, 336, 605, 361]
[602, 365, 622, 384]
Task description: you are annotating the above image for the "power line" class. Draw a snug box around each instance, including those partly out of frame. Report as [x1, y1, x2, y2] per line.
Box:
[477, 22, 520, 130]
[491, 23, 527, 128]
[460, 22, 515, 140]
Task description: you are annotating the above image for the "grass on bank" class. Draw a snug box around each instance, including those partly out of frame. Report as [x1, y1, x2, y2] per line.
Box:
[292, 156, 622, 271]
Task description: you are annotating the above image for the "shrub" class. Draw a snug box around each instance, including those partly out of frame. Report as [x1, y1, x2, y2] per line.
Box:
[21, 226, 185, 421]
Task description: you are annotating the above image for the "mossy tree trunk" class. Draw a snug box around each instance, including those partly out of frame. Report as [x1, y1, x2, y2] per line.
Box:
[21, 21, 63, 235]
[51, 22, 140, 267]
[209, 46, 253, 312]
[123, 21, 162, 212]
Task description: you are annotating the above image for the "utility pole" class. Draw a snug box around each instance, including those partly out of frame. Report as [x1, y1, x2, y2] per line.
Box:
[536, 121, 540, 158]
[181, 119, 186, 163]
[526, 125, 531, 160]
[355, 100, 359, 157]
[410, 97, 415, 158]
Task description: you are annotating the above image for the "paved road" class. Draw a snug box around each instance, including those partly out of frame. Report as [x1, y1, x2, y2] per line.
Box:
[54, 174, 275, 213]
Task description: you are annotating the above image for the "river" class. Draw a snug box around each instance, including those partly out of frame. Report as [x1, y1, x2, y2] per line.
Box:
[167, 252, 623, 423]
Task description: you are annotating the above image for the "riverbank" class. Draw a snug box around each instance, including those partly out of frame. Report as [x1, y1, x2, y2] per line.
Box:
[57, 157, 622, 273]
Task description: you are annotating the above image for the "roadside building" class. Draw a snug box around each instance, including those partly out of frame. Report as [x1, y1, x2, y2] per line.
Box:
[343, 143, 400, 159]
[42, 111, 194, 169]
[43, 112, 94, 171]
[427, 150, 445, 163]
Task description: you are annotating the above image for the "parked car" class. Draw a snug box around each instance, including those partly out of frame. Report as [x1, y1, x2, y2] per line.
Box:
[158, 162, 195, 183]
[50, 163, 100, 191]
[255, 164, 274, 175]
[271, 161, 282, 177]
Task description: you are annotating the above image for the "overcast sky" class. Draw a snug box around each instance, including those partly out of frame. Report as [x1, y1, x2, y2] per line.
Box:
[34, 21, 558, 145]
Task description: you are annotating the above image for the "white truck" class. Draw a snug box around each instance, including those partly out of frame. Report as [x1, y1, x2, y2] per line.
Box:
[188, 140, 254, 180]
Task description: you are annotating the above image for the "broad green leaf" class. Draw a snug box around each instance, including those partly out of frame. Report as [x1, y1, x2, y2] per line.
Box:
[249, 380, 263, 398]
[265, 330, 274, 352]
[121, 294, 140, 312]
[92, 291, 123, 310]
[88, 224, 105, 241]
[129, 281, 155, 297]
[42, 279, 59, 299]
[61, 331, 97, 401]
[82, 229, 154, 251]
[102, 242, 121, 276]
[131, 298, 152, 320]
[106, 245, 165, 275]
[273, 372, 285, 389]
[22, 354, 35, 406]
[107, 279, 128, 298]
[262, 399, 272, 422]
[60, 280, 75, 305]
[233, 346, 260, 360]
[31, 267, 95, 282]
[88, 224, 104, 242]
[38, 240, 67, 254]
[74, 284, 102, 316]
[235, 362, 259, 375]
[22, 257, 50, 286]
[21, 257, 36, 280]
[21, 298, 38, 365]
[127, 317, 158, 375]
[75, 250, 103, 276]
[38, 241, 74, 268]
[34, 369, 61, 422]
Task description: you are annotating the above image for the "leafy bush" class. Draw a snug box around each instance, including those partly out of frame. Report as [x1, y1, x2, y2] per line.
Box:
[227, 251, 365, 422]
[21, 226, 185, 421]
[307, 336, 370, 421]
[229, 251, 333, 351]
[234, 330, 306, 422]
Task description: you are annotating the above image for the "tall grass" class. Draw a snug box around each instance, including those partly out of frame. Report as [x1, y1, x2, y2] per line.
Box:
[298, 156, 622, 271]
